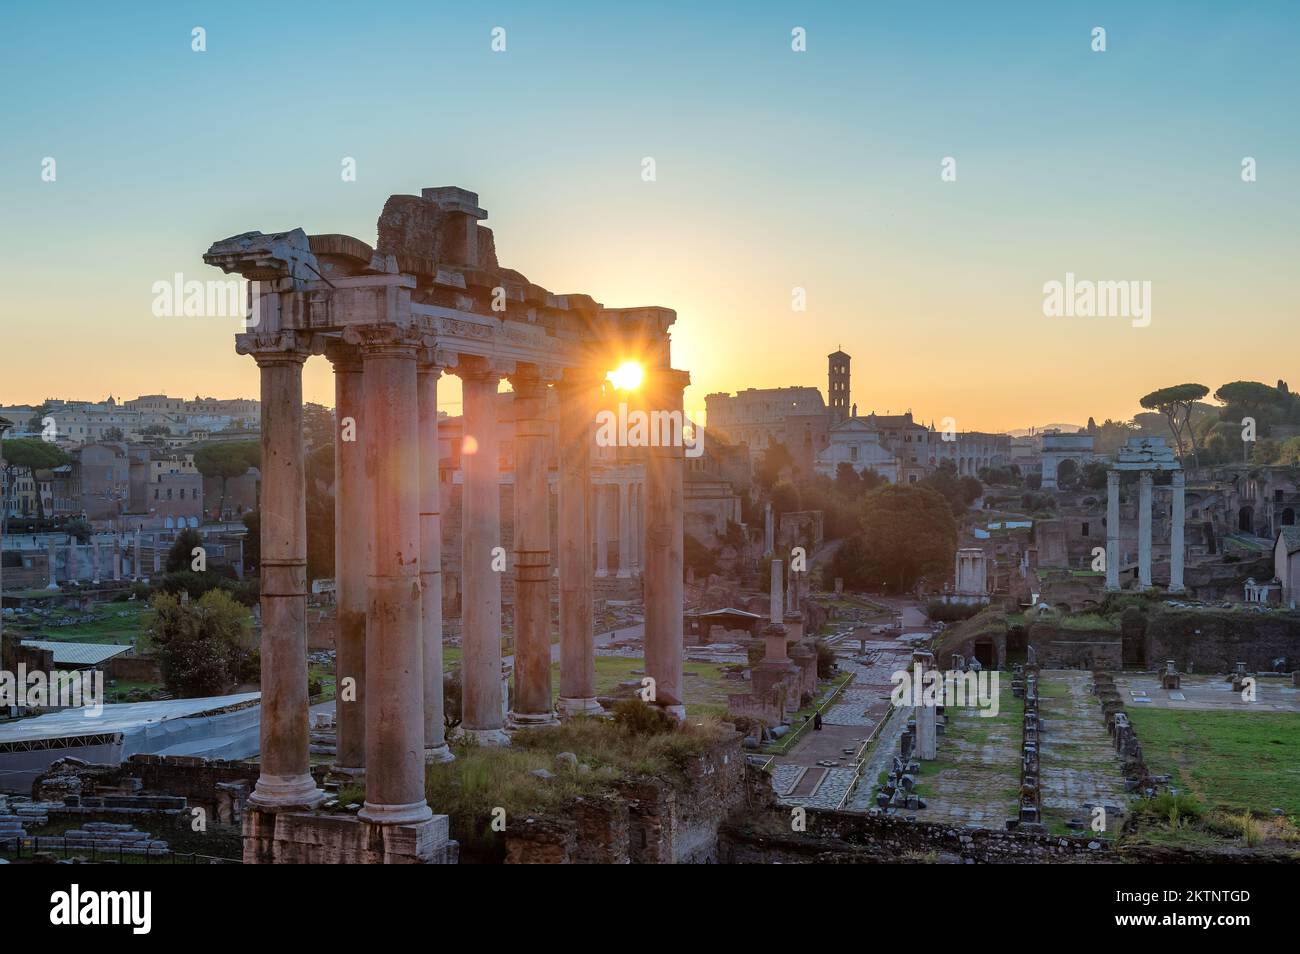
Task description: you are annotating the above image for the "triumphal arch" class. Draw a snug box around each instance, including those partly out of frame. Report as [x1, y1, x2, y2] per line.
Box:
[204, 186, 688, 862]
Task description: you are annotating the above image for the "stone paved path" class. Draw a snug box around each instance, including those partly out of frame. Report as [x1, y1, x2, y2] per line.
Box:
[1039, 671, 1128, 834]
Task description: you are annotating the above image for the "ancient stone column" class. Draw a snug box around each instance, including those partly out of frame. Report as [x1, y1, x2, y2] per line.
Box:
[239, 331, 323, 811]
[765, 558, 788, 661]
[46, 538, 57, 589]
[617, 479, 631, 578]
[351, 324, 433, 823]
[594, 483, 609, 577]
[113, 538, 121, 581]
[644, 368, 690, 718]
[509, 367, 559, 728]
[914, 650, 937, 760]
[1105, 469, 1120, 592]
[557, 369, 602, 717]
[418, 357, 454, 761]
[1170, 469, 1185, 594]
[457, 356, 511, 745]
[1138, 470, 1153, 590]
[67, 539, 77, 582]
[152, 536, 161, 574]
[133, 530, 141, 581]
[92, 539, 100, 584]
[327, 342, 367, 776]
[763, 501, 774, 556]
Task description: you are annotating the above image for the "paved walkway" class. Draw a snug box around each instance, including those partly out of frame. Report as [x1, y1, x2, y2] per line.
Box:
[1039, 671, 1128, 833]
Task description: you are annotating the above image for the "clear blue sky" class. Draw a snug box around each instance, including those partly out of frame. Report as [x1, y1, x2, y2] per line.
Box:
[2, 1, 1297, 428]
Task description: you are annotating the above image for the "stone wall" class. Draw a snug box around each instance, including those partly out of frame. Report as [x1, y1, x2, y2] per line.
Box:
[718, 803, 1112, 864]
[1027, 621, 1122, 669]
[1143, 606, 1300, 671]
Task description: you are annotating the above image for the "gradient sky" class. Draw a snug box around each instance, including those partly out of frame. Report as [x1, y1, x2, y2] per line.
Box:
[2, 1, 1297, 430]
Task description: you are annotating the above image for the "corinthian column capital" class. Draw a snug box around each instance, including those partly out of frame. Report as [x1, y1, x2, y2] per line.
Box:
[342, 322, 423, 357]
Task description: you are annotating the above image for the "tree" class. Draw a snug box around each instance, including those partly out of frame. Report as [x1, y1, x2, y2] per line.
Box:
[850, 484, 958, 594]
[65, 517, 92, 544]
[683, 533, 718, 579]
[770, 479, 801, 519]
[919, 461, 982, 516]
[147, 589, 254, 697]
[142, 424, 172, 437]
[194, 441, 260, 520]
[102, 426, 126, 442]
[303, 403, 335, 451]
[0, 438, 69, 530]
[306, 443, 335, 581]
[1139, 384, 1209, 466]
[166, 527, 204, 573]
[1214, 381, 1291, 427]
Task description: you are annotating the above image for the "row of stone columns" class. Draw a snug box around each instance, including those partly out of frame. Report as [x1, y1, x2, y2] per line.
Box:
[1104, 468, 1184, 593]
[46, 532, 151, 587]
[245, 323, 689, 826]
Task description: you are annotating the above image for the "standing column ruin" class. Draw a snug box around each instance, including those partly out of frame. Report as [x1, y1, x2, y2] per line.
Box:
[240, 330, 323, 812]
[557, 369, 601, 717]
[595, 484, 609, 577]
[1105, 469, 1120, 591]
[351, 324, 433, 823]
[509, 366, 559, 727]
[643, 368, 690, 718]
[327, 342, 367, 776]
[418, 355, 454, 761]
[1169, 470, 1185, 593]
[457, 356, 511, 744]
[1138, 470, 1153, 590]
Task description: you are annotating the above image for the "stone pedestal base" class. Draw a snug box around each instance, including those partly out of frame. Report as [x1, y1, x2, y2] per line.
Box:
[249, 773, 326, 811]
[459, 726, 511, 746]
[508, 710, 561, 730]
[424, 744, 456, 764]
[557, 696, 604, 719]
[243, 807, 456, 864]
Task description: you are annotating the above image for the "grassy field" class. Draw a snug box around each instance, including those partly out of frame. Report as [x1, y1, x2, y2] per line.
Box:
[7, 601, 151, 646]
[1127, 708, 1300, 815]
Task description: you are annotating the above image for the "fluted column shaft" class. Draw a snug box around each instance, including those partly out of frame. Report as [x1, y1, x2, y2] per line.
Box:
[458, 358, 510, 744]
[1138, 470, 1153, 590]
[617, 479, 631, 577]
[1170, 470, 1185, 593]
[509, 369, 558, 726]
[1105, 469, 1120, 591]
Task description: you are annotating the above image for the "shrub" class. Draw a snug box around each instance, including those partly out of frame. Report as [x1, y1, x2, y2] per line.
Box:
[610, 698, 678, 736]
[925, 600, 982, 623]
[814, 639, 836, 678]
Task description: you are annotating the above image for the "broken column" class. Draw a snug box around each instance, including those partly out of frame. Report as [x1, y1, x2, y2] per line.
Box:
[457, 356, 510, 745]
[508, 366, 559, 728]
[913, 650, 937, 760]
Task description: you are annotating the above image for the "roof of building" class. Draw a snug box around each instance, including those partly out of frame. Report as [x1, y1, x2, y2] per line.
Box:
[19, 640, 134, 667]
[1278, 525, 1300, 555]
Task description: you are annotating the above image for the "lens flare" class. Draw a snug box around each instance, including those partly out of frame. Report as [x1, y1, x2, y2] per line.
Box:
[607, 361, 644, 391]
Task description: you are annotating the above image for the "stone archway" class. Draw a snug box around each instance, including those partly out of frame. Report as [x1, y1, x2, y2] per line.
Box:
[1239, 505, 1254, 534]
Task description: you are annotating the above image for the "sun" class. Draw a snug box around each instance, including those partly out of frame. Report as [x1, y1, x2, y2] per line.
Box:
[606, 360, 644, 391]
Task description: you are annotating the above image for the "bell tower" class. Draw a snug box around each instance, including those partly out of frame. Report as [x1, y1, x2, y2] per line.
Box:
[828, 349, 850, 422]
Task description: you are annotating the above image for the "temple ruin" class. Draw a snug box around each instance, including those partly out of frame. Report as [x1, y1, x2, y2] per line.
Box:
[203, 186, 689, 862]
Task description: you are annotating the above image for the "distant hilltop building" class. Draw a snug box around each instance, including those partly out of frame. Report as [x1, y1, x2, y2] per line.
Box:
[706, 348, 1010, 482]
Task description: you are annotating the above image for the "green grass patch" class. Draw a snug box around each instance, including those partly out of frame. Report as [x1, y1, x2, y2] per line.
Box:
[1127, 708, 1300, 815]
